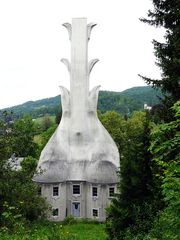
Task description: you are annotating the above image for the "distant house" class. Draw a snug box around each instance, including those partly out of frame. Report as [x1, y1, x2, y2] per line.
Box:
[33, 18, 120, 222]
[8, 154, 24, 171]
[144, 103, 152, 111]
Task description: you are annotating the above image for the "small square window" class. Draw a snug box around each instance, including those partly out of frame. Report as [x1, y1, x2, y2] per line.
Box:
[53, 186, 59, 196]
[73, 185, 80, 195]
[52, 208, 59, 216]
[109, 187, 115, 197]
[92, 209, 98, 217]
[92, 187, 98, 197]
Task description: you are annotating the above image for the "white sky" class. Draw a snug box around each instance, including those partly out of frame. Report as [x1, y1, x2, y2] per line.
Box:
[0, 0, 165, 109]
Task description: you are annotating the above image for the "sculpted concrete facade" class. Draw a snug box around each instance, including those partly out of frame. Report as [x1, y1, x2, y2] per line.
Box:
[33, 18, 120, 221]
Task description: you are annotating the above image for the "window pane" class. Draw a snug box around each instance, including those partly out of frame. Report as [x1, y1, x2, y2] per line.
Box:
[52, 208, 58, 216]
[109, 187, 115, 197]
[53, 186, 59, 196]
[93, 209, 98, 217]
[92, 187, 97, 196]
[73, 185, 80, 194]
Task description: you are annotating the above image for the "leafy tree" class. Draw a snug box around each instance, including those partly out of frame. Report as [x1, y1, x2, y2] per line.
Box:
[139, 0, 180, 120]
[11, 115, 39, 158]
[41, 114, 53, 131]
[55, 111, 62, 124]
[0, 114, 48, 230]
[106, 112, 157, 240]
[144, 101, 180, 239]
[1, 157, 48, 228]
[40, 124, 57, 150]
[0, 111, 14, 160]
[99, 111, 126, 151]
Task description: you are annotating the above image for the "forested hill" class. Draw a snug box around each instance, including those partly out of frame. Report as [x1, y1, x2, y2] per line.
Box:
[1, 86, 162, 118]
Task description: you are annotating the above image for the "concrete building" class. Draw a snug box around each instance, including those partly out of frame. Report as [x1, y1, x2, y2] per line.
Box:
[33, 18, 120, 222]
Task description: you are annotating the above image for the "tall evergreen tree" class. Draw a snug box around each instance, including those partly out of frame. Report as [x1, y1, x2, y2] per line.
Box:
[106, 112, 156, 240]
[139, 0, 180, 120]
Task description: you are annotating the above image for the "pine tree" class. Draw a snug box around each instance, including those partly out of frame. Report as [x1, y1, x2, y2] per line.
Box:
[139, 0, 180, 120]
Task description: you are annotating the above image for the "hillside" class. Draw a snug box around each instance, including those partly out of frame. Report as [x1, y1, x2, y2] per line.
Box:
[0, 86, 162, 118]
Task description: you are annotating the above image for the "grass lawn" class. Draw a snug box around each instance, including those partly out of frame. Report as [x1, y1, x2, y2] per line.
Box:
[64, 223, 107, 240]
[0, 222, 107, 240]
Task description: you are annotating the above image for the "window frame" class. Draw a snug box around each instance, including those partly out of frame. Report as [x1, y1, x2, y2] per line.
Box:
[52, 208, 59, 217]
[92, 208, 99, 218]
[92, 186, 98, 197]
[73, 184, 81, 195]
[109, 186, 115, 198]
[52, 185, 59, 197]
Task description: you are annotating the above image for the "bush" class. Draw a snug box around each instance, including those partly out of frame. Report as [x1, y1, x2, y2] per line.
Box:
[63, 215, 77, 225]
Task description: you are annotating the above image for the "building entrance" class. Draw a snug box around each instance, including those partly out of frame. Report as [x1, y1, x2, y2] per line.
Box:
[72, 202, 80, 217]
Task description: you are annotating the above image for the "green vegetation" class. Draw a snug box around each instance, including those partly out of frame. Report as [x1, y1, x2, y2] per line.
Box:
[1, 105, 179, 240]
[34, 115, 56, 126]
[0, 221, 107, 240]
[104, 102, 179, 240]
[104, 111, 156, 240]
[139, 0, 180, 121]
[0, 86, 162, 119]
[0, 113, 48, 233]
[106, 0, 180, 239]
[0, 1, 179, 239]
[65, 222, 107, 240]
[146, 101, 180, 240]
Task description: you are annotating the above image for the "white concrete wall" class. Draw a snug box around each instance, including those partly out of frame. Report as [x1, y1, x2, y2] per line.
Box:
[41, 182, 66, 221]
[40, 181, 117, 222]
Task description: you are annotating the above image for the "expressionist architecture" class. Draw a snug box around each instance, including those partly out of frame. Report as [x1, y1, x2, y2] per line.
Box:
[33, 18, 120, 222]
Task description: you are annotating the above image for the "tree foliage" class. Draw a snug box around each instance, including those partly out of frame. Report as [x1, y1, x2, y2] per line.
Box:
[99, 111, 126, 151]
[39, 124, 57, 150]
[139, 0, 180, 118]
[1, 87, 163, 120]
[40, 114, 53, 131]
[146, 101, 180, 239]
[104, 111, 157, 239]
[0, 114, 48, 230]
[11, 115, 39, 158]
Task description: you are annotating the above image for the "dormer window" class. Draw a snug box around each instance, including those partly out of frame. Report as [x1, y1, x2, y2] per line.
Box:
[53, 186, 59, 196]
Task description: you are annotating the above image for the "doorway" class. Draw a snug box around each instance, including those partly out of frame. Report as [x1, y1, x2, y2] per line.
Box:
[72, 202, 80, 217]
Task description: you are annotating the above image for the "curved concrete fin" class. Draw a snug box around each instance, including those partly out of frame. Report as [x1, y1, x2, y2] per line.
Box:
[87, 22, 97, 40]
[88, 59, 99, 76]
[89, 85, 101, 111]
[61, 58, 71, 73]
[59, 86, 70, 112]
[62, 23, 72, 40]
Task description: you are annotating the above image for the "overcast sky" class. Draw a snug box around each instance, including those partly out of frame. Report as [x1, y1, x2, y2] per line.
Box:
[0, 0, 165, 109]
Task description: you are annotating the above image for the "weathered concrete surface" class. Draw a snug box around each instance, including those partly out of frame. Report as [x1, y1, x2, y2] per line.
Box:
[40, 182, 117, 221]
[33, 18, 119, 184]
